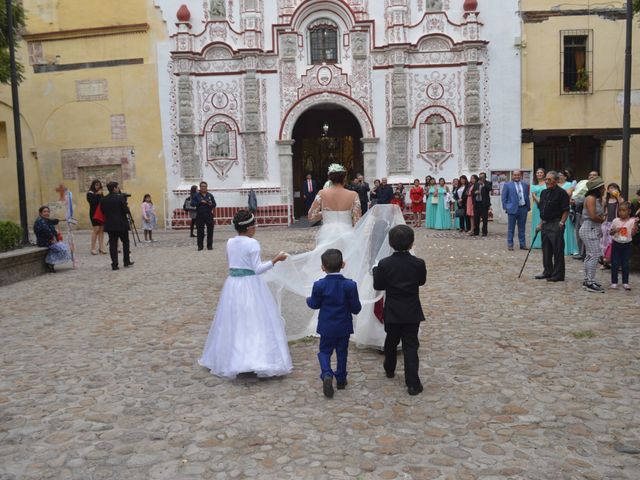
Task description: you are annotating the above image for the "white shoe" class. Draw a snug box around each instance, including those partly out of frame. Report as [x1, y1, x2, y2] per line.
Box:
[623, 284, 631, 291]
[610, 284, 618, 289]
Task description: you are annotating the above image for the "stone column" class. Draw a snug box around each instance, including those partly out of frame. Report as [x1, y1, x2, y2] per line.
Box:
[464, 60, 482, 172]
[276, 139, 295, 206]
[387, 64, 411, 174]
[243, 67, 266, 179]
[177, 75, 200, 181]
[361, 137, 379, 183]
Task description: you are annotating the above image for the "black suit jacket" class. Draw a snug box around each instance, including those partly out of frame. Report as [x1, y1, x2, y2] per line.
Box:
[471, 181, 492, 207]
[100, 193, 131, 232]
[302, 179, 318, 198]
[373, 251, 427, 325]
[452, 185, 469, 206]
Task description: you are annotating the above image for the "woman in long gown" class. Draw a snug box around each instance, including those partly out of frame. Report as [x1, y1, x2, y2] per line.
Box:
[265, 164, 405, 349]
[199, 210, 292, 378]
[530, 168, 546, 249]
[558, 171, 578, 255]
[425, 178, 437, 229]
[434, 178, 451, 230]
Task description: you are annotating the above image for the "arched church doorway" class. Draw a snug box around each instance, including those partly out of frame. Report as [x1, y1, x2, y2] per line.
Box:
[292, 105, 363, 218]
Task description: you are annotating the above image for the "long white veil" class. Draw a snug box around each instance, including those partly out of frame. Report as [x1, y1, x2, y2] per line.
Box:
[264, 204, 406, 344]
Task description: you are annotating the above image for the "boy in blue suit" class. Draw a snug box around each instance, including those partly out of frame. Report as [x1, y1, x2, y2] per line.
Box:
[306, 249, 362, 398]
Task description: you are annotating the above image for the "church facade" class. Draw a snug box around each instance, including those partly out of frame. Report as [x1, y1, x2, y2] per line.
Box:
[159, 0, 521, 219]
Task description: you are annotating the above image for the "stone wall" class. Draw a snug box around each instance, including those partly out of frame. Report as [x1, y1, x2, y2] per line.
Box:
[0, 248, 49, 287]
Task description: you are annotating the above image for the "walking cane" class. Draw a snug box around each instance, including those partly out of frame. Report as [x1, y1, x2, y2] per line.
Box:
[518, 229, 539, 279]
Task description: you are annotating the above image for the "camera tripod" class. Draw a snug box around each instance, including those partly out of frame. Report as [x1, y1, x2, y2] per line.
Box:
[128, 214, 142, 246]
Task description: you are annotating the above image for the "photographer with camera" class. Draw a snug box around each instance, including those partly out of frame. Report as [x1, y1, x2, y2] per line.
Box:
[191, 181, 217, 251]
[101, 181, 134, 270]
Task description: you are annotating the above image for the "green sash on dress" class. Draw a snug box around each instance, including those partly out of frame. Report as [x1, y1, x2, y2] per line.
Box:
[229, 268, 256, 277]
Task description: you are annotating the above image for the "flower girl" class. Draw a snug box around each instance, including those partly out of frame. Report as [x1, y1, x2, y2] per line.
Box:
[198, 210, 292, 378]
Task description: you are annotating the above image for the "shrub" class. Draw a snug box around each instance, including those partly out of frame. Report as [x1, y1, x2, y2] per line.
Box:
[0, 221, 22, 252]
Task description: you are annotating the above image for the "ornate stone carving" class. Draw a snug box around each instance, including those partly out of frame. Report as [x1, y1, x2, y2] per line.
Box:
[298, 64, 351, 100]
[243, 72, 265, 179]
[210, 0, 226, 18]
[280, 33, 298, 61]
[351, 31, 368, 60]
[425, 0, 443, 10]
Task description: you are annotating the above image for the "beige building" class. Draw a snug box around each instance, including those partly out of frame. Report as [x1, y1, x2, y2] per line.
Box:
[520, 0, 640, 190]
[0, 0, 168, 230]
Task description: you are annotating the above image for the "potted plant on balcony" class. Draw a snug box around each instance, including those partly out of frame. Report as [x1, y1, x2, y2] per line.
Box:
[575, 68, 590, 92]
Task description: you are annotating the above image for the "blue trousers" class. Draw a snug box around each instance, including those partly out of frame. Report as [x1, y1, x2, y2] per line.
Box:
[611, 241, 632, 285]
[318, 335, 350, 383]
[507, 206, 528, 248]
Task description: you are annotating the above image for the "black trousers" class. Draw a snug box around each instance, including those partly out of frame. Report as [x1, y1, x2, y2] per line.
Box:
[196, 216, 214, 249]
[460, 214, 471, 231]
[541, 220, 565, 280]
[473, 202, 489, 235]
[383, 323, 421, 388]
[107, 230, 130, 267]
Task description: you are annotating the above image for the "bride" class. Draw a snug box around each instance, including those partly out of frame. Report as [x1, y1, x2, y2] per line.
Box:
[265, 163, 406, 348]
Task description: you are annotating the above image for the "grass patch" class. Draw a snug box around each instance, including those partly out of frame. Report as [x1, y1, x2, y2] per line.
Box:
[288, 336, 317, 345]
[572, 330, 595, 339]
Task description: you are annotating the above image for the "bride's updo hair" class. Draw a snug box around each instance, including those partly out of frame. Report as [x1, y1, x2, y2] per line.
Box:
[327, 170, 347, 185]
[233, 209, 256, 233]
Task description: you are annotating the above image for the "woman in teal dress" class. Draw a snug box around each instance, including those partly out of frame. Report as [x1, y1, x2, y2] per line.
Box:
[558, 171, 578, 255]
[450, 178, 460, 230]
[530, 168, 546, 249]
[434, 178, 452, 230]
[425, 177, 437, 229]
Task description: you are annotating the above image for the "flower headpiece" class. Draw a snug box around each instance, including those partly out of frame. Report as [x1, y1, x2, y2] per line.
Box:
[327, 163, 346, 174]
[237, 214, 255, 226]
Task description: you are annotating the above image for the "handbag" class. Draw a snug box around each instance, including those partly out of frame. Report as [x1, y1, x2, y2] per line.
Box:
[431, 194, 438, 205]
[603, 242, 612, 263]
[455, 207, 466, 218]
[93, 204, 105, 224]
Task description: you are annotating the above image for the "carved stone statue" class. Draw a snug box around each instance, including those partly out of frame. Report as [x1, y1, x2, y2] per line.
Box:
[209, 124, 230, 157]
[210, 0, 226, 18]
[426, 0, 443, 11]
[427, 118, 444, 151]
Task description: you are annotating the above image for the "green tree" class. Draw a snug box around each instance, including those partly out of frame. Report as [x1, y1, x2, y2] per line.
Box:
[635, 0, 639, 14]
[0, 2, 26, 84]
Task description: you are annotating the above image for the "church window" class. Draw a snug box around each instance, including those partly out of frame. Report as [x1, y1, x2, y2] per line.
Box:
[561, 30, 592, 94]
[309, 19, 339, 64]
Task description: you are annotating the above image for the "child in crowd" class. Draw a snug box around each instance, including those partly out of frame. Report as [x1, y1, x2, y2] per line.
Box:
[141, 194, 157, 242]
[199, 210, 292, 378]
[609, 202, 639, 291]
[306, 249, 361, 398]
[373, 225, 427, 396]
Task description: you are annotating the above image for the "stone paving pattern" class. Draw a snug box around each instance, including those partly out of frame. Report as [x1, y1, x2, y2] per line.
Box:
[1, 223, 639, 479]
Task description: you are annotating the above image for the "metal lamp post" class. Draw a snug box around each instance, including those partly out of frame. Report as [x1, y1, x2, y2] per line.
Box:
[621, 0, 633, 200]
[5, 0, 29, 244]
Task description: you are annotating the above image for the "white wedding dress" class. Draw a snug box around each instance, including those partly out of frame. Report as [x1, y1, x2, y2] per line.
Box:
[264, 197, 406, 348]
[199, 235, 293, 378]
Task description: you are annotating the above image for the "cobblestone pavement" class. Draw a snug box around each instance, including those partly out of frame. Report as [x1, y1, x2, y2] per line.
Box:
[1, 222, 639, 480]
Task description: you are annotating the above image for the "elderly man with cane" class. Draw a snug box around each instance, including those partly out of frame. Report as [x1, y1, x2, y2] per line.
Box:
[533, 171, 570, 282]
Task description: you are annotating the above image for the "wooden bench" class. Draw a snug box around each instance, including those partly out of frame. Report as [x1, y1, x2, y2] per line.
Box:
[0, 247, 49, 287]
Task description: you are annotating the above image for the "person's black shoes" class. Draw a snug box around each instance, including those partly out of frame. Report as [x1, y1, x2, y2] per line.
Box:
[45, 263, 56, 273]
[197, 247, 203, 251]
[112, 265, 119, 271]
[323, 377, 334, 398]
[385, 370, 395, 378]
[534, 274, 550, 280]
[407, 383, 424, 396]
[336, 380, 348, 390]
[124, 262, 135, 267]
[546, 277, 564, 282]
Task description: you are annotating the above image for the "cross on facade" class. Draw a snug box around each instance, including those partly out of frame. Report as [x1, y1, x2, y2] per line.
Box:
[55, 184, 67, 201]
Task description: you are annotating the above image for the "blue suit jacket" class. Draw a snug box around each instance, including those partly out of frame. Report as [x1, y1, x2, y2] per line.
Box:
[306, 274, 362, 338]
[501, 181, 530, 215]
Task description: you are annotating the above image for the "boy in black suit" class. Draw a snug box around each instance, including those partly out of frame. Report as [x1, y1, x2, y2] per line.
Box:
[306, 249, 362, 398]
[373, 225, 427, 395]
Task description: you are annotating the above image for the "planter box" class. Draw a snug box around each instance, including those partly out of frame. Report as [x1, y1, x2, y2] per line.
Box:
[0, 247, 49, 287]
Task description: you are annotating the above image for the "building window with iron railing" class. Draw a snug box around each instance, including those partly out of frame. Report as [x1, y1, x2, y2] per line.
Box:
[309, 19, 338, 64]
[560, 30, 593, 94]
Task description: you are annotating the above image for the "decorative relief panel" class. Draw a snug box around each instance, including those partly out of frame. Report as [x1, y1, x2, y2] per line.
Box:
[413, 71, 462, 125]
[415, 107, 456, 172]
[61, 147, 135, 185]
[205, 118, 239, 179]
[298, 64, 351, 100]
[76, 79, 108, 101]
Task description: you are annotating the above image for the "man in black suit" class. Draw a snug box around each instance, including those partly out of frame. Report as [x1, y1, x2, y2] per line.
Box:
[376, 177, 394, 205]
[472, 172, 492, 236]
[356, 173, 370, 215]
[302, 173, 318, 215]
[191, 181, 217, 250]
[373, 225, 427, 396]
[101, 181, 133, 270]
